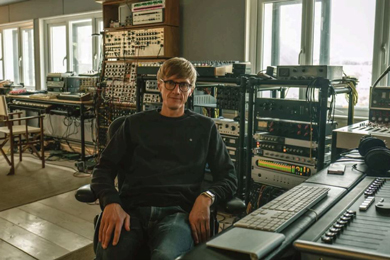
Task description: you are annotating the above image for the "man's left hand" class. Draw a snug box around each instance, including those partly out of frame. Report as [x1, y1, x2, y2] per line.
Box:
[189, 194, 212, 244]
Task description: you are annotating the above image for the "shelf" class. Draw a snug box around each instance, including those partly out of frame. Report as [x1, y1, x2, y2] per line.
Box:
[194, 104, 217, 108]
[102, 0, 179, 29]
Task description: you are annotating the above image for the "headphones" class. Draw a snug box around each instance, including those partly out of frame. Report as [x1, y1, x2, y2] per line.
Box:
[358, 135, 390, 173]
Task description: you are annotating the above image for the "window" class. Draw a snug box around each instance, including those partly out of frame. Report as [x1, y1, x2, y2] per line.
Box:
[70, 20, 92, 75]
[247, 0, 390, 117]
[3, 28, 19, 84]
[0, 22, 35, 89]
[262, 1, 303, 69]
[313, 0, 376, 108]
[21, 28, 35, 87]
[262, 1, 303, 99]
[49, 24, 67, 73]
[42, 12, 102, 88]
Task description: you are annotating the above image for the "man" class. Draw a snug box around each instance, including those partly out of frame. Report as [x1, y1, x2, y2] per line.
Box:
[91, 57, 237, 260]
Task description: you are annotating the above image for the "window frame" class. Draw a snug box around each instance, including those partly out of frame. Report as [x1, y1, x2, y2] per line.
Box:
[0, 20, 35, 89]
[246, 0, 390, 120]
[41, 11, 102, 89]
[47, 22, 68, 74]
[20, 25, 36, 88]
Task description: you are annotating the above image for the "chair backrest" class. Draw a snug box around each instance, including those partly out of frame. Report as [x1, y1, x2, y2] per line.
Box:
[107, 116, 126, 141]
[0, 95, 9, 117]
[106, 116, 127, 192]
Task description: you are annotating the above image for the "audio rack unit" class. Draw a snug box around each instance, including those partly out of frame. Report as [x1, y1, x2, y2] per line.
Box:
[248, 76, 352, 191]
[255, 149, 320, 165]
[145, 80, 159, 92]
[253, 132, 330, 148]
[104, 80, 137, 106]
[212, 118, 243, 137]
[136, 60, 237, 77]
[133, 9, 164, 25]
[252, 156, 316, 176]
[216, 86, 240, 110]
[276, 65, 343, 80]
[221, 136, 241, 149]
[255, 98, 321, 122]
[254, 118, 336, 141]
[143, 93, 161, 104]
[132, 0, 165, 12]
[369, 86, 390, 124]
[251, 155, 316, 189]
[253, 141, 330, 158]
[104, 26, 179, 59]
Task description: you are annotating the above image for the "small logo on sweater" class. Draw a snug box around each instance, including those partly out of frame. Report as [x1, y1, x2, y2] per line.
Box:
[189, 138, 192, 142]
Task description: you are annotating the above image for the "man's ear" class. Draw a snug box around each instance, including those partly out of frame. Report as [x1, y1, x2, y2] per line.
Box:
[189, 88, 194, 97]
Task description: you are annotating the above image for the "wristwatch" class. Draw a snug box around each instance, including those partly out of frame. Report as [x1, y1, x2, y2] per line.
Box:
[201, 191, 215, 205]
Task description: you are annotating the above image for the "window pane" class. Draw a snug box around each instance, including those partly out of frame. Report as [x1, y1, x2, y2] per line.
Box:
[3, 28, 20, 83]
[262, 1, 302, 99]
[22, 28, 35, 88]
[313, 0, 376, 108]
[262, 1, 302, 69]
[50, 25, 67, 73]
[0, 33, 3, 80]
[71, 20, 92, 74]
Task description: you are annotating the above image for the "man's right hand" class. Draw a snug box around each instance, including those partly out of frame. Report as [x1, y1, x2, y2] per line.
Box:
[99, 203, 130, 249]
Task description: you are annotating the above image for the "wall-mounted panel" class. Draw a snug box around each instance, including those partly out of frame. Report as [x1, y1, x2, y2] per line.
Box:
[64, 0, 101, 15]
[9, 0, 62, 22]
[180, 0, 245, 61]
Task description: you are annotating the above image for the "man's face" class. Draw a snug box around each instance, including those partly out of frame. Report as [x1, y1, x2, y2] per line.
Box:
[158, 75, 193, 114]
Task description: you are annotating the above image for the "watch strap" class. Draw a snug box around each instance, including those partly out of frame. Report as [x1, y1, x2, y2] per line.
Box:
[201, 191, 215, 204]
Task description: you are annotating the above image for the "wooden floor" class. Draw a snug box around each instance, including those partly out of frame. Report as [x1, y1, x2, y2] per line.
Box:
[0, 191, 101, 260]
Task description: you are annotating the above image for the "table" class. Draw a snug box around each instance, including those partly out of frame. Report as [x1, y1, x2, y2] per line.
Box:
[6, 95, 95, 168]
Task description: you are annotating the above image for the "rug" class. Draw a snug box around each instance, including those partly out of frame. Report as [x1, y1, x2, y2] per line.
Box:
[0, 155, 92, 211]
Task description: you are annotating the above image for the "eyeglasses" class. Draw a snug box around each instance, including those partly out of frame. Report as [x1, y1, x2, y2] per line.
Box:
[161, 79, 192, 92]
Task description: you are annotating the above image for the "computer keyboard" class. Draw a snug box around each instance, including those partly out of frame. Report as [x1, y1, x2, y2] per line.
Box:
[234, 185, 330, 232]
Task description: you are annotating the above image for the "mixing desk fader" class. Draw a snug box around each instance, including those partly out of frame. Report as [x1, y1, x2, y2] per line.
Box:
[295, 176, 390, 259]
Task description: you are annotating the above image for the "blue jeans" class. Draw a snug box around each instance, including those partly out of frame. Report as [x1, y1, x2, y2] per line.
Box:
[95, 206, 194, 260]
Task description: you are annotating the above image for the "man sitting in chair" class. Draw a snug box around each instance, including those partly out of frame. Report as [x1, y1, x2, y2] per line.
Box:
[91, 57, 238, 260]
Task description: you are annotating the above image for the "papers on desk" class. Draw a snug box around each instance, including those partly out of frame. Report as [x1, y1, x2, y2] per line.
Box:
[29, 94, 57, 100]
[206, 227, 285, 260]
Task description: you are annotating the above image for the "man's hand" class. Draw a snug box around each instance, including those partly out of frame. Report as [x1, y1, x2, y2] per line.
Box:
[99, 203, 130, 249]
[189, 194, 212, 244]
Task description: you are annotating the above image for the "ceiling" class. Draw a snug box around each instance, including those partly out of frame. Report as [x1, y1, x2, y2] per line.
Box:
[0, 0, 28, 6]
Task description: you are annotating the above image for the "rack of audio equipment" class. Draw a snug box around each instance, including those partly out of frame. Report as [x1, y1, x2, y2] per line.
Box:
[101, 0, 179, 59]
[96, 0, 180, 153]
[247, 77, 354, 192]
[100, 0, 179, 29]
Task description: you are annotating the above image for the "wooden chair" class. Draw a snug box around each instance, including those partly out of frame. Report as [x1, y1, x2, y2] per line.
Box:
[0, 95, 45, 175]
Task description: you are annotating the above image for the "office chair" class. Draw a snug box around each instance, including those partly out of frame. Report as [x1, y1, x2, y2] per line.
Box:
[76, 116, 246, 257]
[0, 95, 45, 175]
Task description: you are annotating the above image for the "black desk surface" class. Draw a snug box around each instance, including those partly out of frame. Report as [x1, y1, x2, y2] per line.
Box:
[181, 163, 365, 260]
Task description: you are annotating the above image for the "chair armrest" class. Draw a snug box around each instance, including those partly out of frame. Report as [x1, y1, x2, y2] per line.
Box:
[75, 184, 98, 203]
[223, 197, 246, 214]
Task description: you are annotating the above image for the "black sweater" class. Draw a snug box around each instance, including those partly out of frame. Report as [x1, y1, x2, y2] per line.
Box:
[91, 109, 238, 212]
